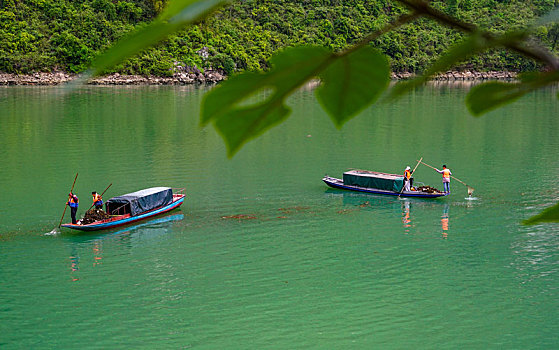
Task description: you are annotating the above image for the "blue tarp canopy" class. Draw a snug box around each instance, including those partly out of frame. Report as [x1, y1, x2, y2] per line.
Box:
[106, 187, 173, 216]
[343, 170, 404, 192]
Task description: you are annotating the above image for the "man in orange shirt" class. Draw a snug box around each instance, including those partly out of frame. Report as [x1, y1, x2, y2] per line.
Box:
[92, 191, 103, 210]
[435, 165, 452, 193]
[403, 166, 412, 191]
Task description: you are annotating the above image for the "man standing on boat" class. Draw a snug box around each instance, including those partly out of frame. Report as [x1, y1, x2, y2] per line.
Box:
[67, 192, 79, 224]
[403, 166, 413, 191]
[435, 165, 452, 193]
[92, 191, 103, 210]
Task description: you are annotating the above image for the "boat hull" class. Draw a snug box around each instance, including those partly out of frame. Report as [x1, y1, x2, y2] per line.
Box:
[323, 176, 448, 198]
[61, 195, 185, 231]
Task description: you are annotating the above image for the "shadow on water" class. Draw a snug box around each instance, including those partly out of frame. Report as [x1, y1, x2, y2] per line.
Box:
[61, 212, 185, 244]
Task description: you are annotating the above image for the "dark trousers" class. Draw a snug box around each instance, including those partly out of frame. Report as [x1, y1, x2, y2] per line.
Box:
[70, 207, 78, 224]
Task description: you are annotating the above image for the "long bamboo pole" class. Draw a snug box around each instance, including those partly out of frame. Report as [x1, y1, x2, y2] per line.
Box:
[418, 160, 475, 194]
[399, 157, 423, 197]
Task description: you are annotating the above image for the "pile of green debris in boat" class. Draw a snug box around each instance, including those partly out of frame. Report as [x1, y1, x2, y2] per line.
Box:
[415, 185, 442, 193]
[79, 209, 111, 225]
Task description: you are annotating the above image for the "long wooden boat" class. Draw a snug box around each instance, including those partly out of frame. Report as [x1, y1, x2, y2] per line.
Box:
[323, 170, 448, 198]
[62, 187, 185, 231]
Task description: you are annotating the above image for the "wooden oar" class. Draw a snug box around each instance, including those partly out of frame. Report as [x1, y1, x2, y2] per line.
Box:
[58, 173, 78, 227]
[86, 183, 112, 212]
[418, 160, 475, 196]
[399, 157, 423, 197]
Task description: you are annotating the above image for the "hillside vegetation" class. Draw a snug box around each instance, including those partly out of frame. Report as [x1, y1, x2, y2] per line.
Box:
[1, 0, 558, 75]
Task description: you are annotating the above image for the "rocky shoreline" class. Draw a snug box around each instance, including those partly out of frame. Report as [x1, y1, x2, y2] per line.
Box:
[0, 70, 517, 86]
[392, 71, 517, 80]
[0, 69, 226, 86]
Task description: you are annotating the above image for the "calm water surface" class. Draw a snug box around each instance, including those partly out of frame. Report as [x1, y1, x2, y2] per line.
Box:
[0, 83, 557, 348]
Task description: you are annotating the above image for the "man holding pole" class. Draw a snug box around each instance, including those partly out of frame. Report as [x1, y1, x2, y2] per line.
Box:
[435, 165, 452, 194]
[67, 192, 79, 224]
[403, 166, 412, 191]
[92, 191, 103, 210]
[419, 160, 474, 196]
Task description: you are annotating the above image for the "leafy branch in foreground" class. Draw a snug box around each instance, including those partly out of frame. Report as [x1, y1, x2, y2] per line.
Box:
[89, 0, 559, 223]
[523, 202, 559, 225]
[201, 13, 416, 155]
[201, 46, 390, 156]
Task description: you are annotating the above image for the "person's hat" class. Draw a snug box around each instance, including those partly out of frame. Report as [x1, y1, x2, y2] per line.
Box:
[405, 166, 411, 170]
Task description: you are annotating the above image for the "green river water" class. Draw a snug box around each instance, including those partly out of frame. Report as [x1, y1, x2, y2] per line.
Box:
[0, 83, 557, 348]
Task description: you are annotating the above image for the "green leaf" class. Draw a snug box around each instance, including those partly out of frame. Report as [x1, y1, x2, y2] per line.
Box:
[92, 20, 179, 76]
[166, 0, 229, 24]
[160, 0, 200, 20]
[214, 103, 291, 157]
[523, 202, 559, 225]
[466, 82, 528, 116]
[201, 72, 270, 125]
[202, 46, 332, 125]
[268, 46, 331, 83]
[202, 46, 332, 156]
[518, 71, 542, 83]
[316, 46, 390, 128]
[466, 70, 559, 116]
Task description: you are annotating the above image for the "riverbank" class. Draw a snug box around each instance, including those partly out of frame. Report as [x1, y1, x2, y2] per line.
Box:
[0, 70, 517, 86]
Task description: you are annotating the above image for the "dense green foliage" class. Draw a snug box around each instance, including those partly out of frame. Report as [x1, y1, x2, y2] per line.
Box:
[0, 0, 157, 73]
[1, 0, 558, 75]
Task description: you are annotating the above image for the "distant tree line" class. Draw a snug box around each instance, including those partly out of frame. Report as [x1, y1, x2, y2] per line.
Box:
[1, 0, 558, 75]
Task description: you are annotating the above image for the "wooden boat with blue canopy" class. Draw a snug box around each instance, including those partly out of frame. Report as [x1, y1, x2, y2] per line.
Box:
[62, 187, 185, 231]
[323, 170, 448, 198]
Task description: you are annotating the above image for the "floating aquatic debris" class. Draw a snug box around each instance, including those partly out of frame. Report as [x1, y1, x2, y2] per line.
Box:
[415, 185, 442, 194]
[221, 214, 257, 220]
[79, 209, 111, 225]
[337, 209, 357, 214]
[278, 206, 311, 214]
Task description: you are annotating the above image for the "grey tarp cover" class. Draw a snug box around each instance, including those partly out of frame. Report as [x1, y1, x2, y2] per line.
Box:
[106, 187, 173, 216]
[343, 170, 404, 192]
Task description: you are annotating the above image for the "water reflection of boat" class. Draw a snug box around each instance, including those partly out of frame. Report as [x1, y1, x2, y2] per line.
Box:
[66, 213, 184, 275]
[112, 213, 184, 236]
[326, 188, 453, 236]
[65, 213, 185, 243]
[326, 188, 445, 208]
[62, 187, 185, 231]
[323, 170, 448, 198]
